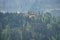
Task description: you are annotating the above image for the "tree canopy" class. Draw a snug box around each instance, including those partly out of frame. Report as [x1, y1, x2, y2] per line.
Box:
[0, 12, 60, 40]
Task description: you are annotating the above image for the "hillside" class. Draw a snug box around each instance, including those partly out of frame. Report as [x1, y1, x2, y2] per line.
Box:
[0, 12, 60, 40]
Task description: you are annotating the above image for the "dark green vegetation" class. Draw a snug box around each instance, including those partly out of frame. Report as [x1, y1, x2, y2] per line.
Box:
[0, 12, 60, 40]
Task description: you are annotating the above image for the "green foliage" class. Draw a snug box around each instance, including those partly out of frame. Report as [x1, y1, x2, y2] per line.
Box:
[0, 12, 60, 40]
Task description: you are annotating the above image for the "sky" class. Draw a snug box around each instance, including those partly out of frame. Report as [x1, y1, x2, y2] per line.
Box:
[0, 0, 60, 12]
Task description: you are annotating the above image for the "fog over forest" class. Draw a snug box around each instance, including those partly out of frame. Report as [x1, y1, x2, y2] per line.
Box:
[0, 0, 60, 40]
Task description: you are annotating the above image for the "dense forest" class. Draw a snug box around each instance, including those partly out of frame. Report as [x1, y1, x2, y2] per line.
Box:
[0, 12, 60, 40]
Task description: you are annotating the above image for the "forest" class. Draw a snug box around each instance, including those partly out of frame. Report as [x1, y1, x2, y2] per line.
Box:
[0, 12, 60, 40]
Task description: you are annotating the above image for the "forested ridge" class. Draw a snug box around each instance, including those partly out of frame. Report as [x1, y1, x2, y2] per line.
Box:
[0, 12, 60, 40]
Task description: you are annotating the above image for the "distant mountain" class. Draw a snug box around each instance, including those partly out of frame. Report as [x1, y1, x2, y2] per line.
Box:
[50, 10, 60, 17]
[29, 0, 60, 12]
[0, 0, 35, 12]
[0, 0, 60, 12]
